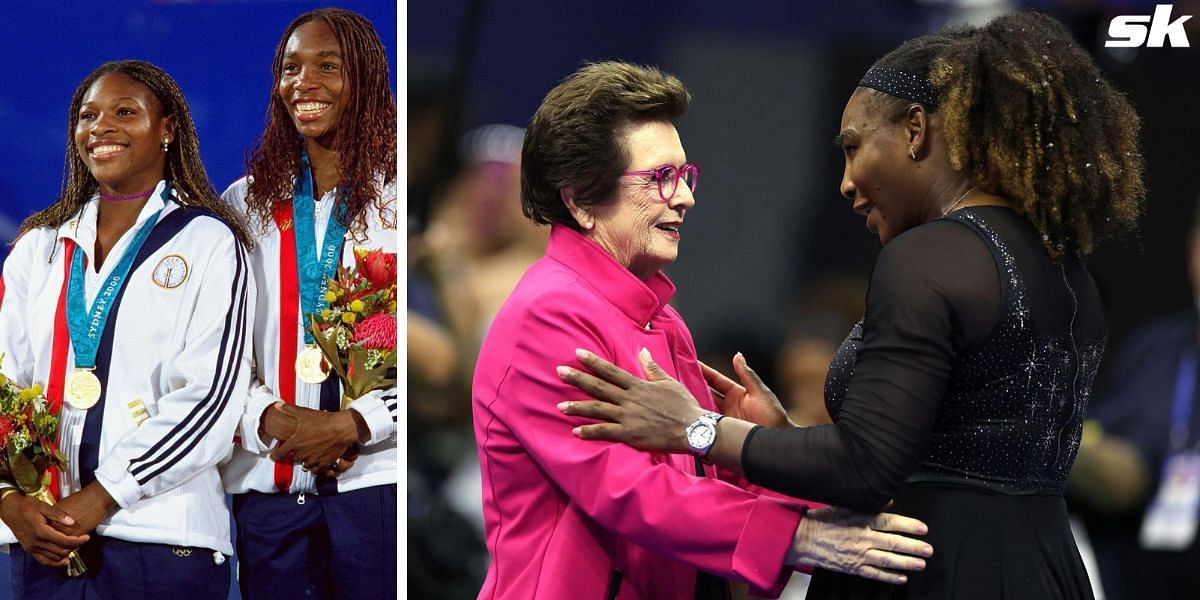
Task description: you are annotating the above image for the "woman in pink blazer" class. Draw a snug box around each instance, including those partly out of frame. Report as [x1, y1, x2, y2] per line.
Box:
[471, 61, 934, 600]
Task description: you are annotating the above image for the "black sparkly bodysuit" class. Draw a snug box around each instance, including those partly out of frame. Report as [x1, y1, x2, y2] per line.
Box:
[740, 206, 1104, 598]
[823, 209, 1105, 494]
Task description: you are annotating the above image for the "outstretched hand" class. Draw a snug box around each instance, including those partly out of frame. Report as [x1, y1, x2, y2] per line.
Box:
[557, 348, 705, 453]
[703, 353, 793, 429]
[787, 506, 933, 585]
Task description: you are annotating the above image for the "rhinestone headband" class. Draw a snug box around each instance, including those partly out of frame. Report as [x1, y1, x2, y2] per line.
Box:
[858, 65, 938, 109]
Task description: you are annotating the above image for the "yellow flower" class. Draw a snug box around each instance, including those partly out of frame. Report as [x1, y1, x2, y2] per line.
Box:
[350, 299, 365, 313]
[0, 372, 6, 386]
[342, 312, 357, 324]
[324, 291, 338, 303]
[321, 309, 333, 320]
[19, 384, 43, 402]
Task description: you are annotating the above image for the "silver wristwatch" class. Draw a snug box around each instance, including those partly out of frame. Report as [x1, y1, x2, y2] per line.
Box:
[685, 411, 724, 458]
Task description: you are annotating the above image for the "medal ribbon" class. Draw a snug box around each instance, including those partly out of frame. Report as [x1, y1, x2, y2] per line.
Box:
[292, 149, 347, 345]
[44, 239, 78, 500]
[270, 153, 346, 493]
[66, 185, 169, 370]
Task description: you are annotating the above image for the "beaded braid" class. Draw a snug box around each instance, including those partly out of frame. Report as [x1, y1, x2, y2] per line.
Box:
[243, 8, 397, 236]
[19, 60, 253, 249]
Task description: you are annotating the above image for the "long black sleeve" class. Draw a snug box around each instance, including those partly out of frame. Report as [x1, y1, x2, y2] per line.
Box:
[743, 220, 1001, 512]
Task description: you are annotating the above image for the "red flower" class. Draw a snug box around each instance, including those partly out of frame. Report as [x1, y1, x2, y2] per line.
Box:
[358, 250, 397, 290]
[354, 313, 397, 351]
[0, 416, 15, 448]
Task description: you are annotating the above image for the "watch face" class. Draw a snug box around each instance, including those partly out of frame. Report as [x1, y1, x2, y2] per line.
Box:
[688, 424, 716, 448]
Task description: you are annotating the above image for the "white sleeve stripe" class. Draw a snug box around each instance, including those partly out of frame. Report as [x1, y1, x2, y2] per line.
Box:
[129, 244, 249, 481]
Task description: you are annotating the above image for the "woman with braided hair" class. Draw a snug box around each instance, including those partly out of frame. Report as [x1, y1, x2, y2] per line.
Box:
[219, 8, 397, 599]
[556, 11, 1143, 598]
[0, 59, 253, 597]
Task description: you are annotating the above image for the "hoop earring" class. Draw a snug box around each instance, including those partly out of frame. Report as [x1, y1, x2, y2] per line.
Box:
[909, 146, 918, 161]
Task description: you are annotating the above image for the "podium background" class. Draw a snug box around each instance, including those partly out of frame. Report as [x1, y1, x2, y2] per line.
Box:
[0, 2, 397, 598]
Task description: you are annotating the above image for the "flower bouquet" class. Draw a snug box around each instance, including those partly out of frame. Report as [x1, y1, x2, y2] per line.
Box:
[308, 249, 398, 407]
[0, 360, 86, 576]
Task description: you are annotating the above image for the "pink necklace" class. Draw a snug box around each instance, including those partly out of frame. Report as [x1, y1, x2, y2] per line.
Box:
[99, 189, 155, 202]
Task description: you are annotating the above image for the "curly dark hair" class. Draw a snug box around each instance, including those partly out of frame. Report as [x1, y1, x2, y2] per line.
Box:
[521, 61, 690, 229]
[863, 11, 1144, 259]
[244, 8, 397, 236]
[19, 60, 252, 248]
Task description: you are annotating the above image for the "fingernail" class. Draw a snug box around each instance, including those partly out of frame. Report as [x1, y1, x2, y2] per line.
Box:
[639, 347, 651, 360]
[898, 576, 907, 584]
[915, 559, 926, 570]
[922, 544, 934, 557]
[557, 402, 570, 411]
[575, 348, 589, 360]
[572, 427, 582, 436]
[556, 366, 570, 378]
[63, 517, 75, 525]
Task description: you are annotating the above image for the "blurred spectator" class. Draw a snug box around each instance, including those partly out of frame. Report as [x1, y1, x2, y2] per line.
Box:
[409, 124, 550, 598]
[776, 273, 867, 429]
[773, 274, 865, 600]
[408, 71, 456, 233]
[1068, 202, 1200, 599]
[777, 337, 836, 428]
[424, 124, 549, 380]
[407, 87, 494, 597]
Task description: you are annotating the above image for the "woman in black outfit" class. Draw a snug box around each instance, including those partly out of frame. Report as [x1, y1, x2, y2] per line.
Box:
[556, 12, 1144, 599]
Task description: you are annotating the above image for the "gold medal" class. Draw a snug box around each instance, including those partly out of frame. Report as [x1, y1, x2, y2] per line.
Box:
[296, 345, 330, 384]
[65, 370, 102, 410]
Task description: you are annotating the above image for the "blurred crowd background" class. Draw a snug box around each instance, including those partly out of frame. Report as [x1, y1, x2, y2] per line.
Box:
[0, 2, 396, 598]
[409, 0, 1200, 598]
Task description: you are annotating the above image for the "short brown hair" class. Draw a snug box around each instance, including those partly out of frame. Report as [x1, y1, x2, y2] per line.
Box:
[521, 61, 690, 228]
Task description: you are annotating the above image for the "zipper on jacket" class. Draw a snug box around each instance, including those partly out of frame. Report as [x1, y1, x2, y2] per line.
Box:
[296, 492, 306, 505]
[605, 569, 623, 600]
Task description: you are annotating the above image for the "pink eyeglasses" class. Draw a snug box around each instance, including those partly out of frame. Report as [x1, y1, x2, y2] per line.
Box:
[621, 163, 700, 202]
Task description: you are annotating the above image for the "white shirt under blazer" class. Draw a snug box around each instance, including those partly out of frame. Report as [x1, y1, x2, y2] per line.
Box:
[219, 176, 397, 497]
[0, 180, 254, 555]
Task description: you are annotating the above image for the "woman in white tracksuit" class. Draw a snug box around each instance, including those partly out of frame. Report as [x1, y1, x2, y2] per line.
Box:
[218, 8, 397, 600]
[0, 60, 253, 599]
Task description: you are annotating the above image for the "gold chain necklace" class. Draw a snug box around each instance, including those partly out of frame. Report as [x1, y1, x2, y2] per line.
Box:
[941, 186, 976, 216]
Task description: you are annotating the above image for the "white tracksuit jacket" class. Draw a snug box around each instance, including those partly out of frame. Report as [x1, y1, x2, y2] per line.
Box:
[219, 176, 397, 497]
[0, 181, 252, 555]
